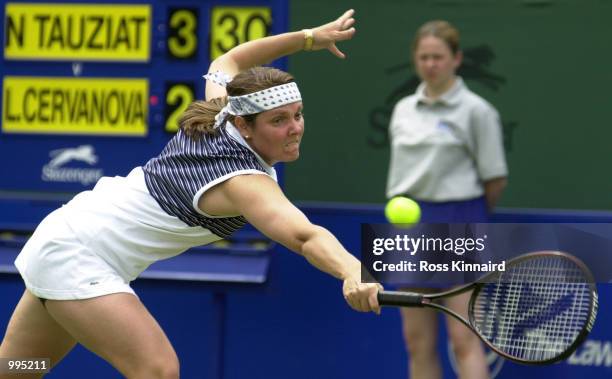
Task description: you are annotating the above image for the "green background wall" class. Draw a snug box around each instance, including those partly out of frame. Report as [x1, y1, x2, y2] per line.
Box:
[285, 0, 612, 210]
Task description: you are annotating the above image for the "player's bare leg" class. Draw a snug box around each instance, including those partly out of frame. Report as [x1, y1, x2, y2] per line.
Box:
[45, 293, 179, 379]
[0, 290, 77, 379]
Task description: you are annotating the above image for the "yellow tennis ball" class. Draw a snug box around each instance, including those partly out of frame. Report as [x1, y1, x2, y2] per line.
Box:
[385, 197, 421, 225]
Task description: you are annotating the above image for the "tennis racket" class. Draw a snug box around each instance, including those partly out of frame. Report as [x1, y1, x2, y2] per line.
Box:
[377, 251, 598, 365]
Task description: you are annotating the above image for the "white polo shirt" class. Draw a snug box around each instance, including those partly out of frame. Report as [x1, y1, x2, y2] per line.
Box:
[386, 77, 508, 201]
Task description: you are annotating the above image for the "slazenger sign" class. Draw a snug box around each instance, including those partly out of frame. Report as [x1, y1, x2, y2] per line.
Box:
[41, 145, 103, 185]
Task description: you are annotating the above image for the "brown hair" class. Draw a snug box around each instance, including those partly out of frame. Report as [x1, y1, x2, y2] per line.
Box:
[412, 20, 460, 57]
[180, 67, 295, 138]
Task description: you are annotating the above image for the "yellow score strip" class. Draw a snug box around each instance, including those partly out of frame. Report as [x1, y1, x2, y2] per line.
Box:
[2, 76, 149, 136]
[4, 3, 151, 61]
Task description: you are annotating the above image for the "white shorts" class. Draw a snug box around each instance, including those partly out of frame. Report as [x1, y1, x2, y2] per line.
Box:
[15, 208, 136, 300]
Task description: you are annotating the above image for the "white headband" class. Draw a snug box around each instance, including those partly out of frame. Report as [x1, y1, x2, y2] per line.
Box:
[204, 71, 302, 129]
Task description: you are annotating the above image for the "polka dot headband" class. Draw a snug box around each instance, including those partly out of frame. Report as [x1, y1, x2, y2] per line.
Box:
[204, 70, 302, 129]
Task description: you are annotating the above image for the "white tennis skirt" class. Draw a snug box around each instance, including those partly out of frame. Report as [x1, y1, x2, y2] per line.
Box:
[15, 207, 137, 300]
[15, 167, 221, 300]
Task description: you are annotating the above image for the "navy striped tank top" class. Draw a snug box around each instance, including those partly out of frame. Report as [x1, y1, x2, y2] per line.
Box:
[142, 124, 274, 238]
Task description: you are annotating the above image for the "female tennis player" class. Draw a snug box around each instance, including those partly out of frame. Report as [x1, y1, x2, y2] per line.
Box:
[0, 10, 381, 379]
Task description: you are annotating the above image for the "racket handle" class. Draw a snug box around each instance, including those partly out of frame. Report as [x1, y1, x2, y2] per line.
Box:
[377, 291, 424, 307]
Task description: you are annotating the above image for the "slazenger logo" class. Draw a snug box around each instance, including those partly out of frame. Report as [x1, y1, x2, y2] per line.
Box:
[41, 145, 103, 185]
[568, 339, 612, 367]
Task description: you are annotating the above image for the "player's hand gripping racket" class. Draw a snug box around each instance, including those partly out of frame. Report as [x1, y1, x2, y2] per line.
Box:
[377, 251, 598, 364]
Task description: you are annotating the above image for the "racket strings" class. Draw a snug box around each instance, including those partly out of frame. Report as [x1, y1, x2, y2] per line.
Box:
[471, 255, 593, 362]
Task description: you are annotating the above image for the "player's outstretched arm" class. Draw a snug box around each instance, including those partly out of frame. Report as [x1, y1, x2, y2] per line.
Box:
[205, 9, 356, 100]
[199, 174, 380, 314]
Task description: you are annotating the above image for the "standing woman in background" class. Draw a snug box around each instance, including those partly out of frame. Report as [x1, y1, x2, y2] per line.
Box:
[386, 20, 508, 379]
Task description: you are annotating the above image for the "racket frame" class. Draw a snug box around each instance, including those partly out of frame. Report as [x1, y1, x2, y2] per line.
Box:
[377, 251, 598, 365]
[468, 251, 598, 365]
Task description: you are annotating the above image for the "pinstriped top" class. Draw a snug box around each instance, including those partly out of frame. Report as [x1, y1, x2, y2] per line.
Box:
[142, 124, 276, 238]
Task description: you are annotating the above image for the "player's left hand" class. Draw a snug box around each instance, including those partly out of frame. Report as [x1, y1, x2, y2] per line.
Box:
[310, 9, 356, 59]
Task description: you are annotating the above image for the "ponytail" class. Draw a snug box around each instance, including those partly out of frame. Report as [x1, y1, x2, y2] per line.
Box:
[180, 97, 228, 139]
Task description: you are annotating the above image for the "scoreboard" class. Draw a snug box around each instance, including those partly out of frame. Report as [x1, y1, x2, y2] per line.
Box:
[0, 0, 288, 208]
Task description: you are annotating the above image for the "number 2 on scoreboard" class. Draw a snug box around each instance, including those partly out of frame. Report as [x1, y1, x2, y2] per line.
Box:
[164, 82, 195, 133]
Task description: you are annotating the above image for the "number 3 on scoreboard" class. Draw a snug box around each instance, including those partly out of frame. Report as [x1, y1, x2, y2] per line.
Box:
[210, 6, 271, 60]
[165, 82, 195, 133]
[167, 8, 198, 59]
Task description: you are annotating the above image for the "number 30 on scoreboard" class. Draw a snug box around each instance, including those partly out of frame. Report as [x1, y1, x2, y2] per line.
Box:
[164, 6, 271, 132]
[210, 6, 271, 60]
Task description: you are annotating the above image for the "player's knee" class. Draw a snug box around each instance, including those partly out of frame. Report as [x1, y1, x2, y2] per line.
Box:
[156, 359, 180, 379]
[128, 354, 180, 379]
[136, 362, 180, 379]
